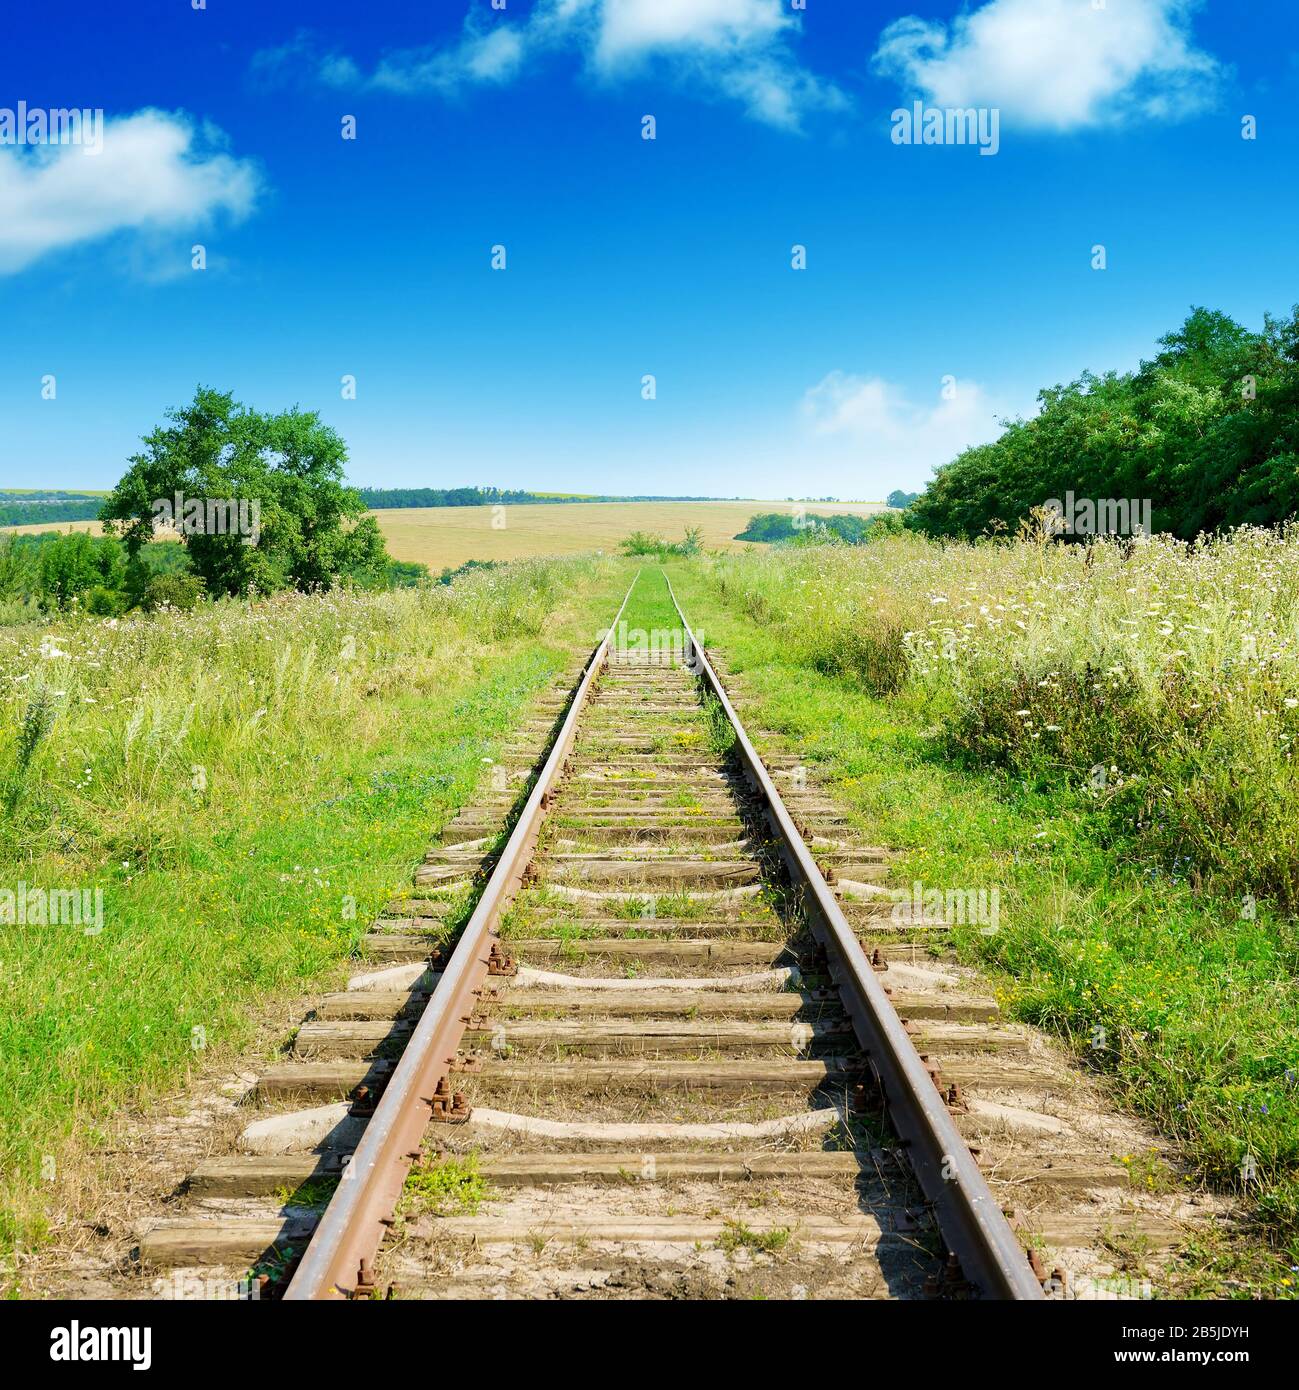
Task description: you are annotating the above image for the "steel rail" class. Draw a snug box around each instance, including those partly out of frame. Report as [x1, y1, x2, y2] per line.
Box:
[663, 571, 1043, 1300]
[284, 573, 640, 1300]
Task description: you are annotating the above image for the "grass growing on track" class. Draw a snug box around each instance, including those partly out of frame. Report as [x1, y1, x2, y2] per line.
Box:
[618, 565, 685, 637]
[0, 556, 626, 1277]
[667, 552, 1299, 1298]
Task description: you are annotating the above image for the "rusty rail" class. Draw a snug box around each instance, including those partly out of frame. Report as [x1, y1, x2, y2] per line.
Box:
[663, 572, 1044, 1301]
[283, 574, 639, 1300]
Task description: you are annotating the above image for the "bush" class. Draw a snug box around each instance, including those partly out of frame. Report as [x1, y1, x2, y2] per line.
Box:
[619, 529, 705, 559]
[83, 586, 126, 617]
[620, 530, 667, 556]
[437, 559, 498, 586]
[37, 533, 125, 609]
[142, 573, 205, 612]
[0, 535, 32, 600]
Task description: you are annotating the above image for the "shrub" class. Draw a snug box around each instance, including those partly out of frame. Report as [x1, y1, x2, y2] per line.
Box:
[142, 573, 205, 612]
[37, 533, 124, 609]
[619, 529, 705, 559]
[83, 585, 126, 617]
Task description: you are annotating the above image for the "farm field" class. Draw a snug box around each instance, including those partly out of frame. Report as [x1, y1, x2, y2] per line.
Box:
[373, 500, 886, 569]
[1, 499, 886, 570]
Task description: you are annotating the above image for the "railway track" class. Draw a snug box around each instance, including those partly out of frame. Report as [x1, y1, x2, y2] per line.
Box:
[138, 573, 1155, 1300]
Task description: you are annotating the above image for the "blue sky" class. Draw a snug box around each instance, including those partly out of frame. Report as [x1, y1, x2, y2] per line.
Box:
[1, 0, 1296, 498]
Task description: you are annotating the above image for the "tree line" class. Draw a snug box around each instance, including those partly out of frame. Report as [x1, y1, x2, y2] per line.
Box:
[908, 306, 1299, 541]
[359, 488, 739, 508]
[0, 493, 104, 527]
[735, 511, 905, 546]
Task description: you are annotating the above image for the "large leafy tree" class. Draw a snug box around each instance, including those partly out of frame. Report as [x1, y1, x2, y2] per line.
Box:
[909, 306, 1299, 541]
[100, 387, 389, 596]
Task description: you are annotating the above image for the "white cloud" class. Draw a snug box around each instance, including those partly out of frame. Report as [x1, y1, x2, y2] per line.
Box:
[592, 0, 790, 69]
[370, 25, 529, 95]
[0, 110, 259, 275]
[801, 371, 1008, 478]
[872, 0, 1221, 130]
[258, 0, 844, 131]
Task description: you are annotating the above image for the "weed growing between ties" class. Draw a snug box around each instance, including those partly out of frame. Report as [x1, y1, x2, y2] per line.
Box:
[401, 1154, 493, 1217]
[717, 1220, 792, 1255]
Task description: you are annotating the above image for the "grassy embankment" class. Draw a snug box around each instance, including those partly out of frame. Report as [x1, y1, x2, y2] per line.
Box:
[0, 555, 625, 1278]
[667, 531, 1299, 1297]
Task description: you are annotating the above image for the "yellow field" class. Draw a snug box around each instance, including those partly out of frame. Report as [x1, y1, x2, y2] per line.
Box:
[372, 501, 885, 569]
[4, 500, 886, 571]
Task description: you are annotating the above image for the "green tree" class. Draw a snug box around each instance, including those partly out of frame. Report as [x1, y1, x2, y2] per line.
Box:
[907, 306, 1299, 542]
[100, 387, 390, 597]
[37, 533, 125, 609]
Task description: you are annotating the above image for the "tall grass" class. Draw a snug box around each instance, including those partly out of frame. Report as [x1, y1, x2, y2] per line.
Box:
[0, 555, 617, 1268]
[708, 528, 1299, 910]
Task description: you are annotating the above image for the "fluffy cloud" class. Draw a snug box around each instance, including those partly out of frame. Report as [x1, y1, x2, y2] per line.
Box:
[801, 371, 1008, 477]
[872, 0, 1221, 129]
[256, 0, 845, 130]
[0, 109, 259, 275]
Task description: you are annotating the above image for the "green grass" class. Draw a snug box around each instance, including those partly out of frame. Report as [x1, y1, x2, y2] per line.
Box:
[401, 1153, 492, 1216]
[717, 1220, 791, 1255]
[618, 565, 685, 636]
[273, 1176, 339, 1210]
[0, 556, 626, 1280]
[668, 557, 1299, 1298]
